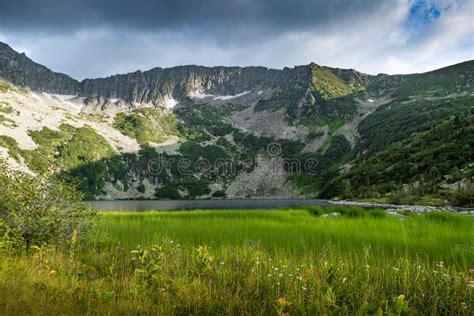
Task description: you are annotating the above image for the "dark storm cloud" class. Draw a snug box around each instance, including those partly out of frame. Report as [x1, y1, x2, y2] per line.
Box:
[0, 0, 471, 80]
[0, 0, 384, 41]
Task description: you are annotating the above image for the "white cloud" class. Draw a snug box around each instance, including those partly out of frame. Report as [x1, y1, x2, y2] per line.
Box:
[1, 0, 471, 79]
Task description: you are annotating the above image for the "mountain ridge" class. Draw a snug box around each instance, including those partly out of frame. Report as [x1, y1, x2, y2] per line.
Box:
[0, 40, 473, 205]
[2, 40, 472, 109]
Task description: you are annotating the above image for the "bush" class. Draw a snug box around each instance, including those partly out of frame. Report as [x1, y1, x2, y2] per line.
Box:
[0, 160, 95, 252]
[155, 184, 181, 199]
[211, 190, 226, 198]
[387, 191, 419, 205]
[137, 182, 146, 194]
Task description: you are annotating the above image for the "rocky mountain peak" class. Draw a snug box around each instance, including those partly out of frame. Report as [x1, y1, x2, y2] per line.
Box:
[0, 41, 80, 95]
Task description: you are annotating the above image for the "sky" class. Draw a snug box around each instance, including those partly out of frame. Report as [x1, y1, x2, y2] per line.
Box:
[0, 0, 472, 80]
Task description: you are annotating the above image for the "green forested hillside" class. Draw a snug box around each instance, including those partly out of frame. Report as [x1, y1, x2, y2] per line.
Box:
[392, 60, 474, 98]
[358, 96, 473, 153]
[368, 60, 474, 98]
[321, 111, 474, 206]
[0, 57, 473, 204]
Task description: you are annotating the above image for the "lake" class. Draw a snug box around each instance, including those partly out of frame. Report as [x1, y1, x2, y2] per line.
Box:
[87, 199, 329, 211]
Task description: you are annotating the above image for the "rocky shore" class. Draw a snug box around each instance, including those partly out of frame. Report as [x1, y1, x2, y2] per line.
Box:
[329, 200, 474, 216]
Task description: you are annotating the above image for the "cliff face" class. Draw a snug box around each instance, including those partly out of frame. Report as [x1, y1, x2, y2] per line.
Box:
[80, 66, 280, 104]
[1, 40, 473, 202]
[78, 64, 323, 109]
[0, 42, 80, 95]
[0, 41, 342, 108]
[2, 40, 471, 110]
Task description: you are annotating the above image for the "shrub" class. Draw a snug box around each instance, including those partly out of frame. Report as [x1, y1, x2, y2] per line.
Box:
[155, 184, 181, 199]
[137, 182, 146, 194]
[211, 190, 226, 198]
[0, 160, 95, 252]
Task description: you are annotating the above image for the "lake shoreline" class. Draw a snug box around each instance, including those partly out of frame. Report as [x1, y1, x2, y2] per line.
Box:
[86, 198, 474, 214]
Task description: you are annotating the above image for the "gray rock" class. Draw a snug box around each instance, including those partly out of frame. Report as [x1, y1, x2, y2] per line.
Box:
[385, 211, 408, 219]
[0, 42, 79, 94]
[321, 212, 340, 218]
[0, 41, 373, 113]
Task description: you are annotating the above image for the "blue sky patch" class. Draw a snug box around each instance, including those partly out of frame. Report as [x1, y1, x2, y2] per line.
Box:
[405, 0, 447, 36]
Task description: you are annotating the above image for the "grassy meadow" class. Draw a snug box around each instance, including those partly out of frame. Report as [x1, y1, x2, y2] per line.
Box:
[1, 206, 473, 314]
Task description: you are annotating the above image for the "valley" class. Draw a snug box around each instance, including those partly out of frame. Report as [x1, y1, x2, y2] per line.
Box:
[0, 41, 473, 206]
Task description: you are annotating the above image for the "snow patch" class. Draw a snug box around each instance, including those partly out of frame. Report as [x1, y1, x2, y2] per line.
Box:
[193, 91, 214, 99]
[367, 99, 374, 103]
[165, 97, 179, 110]
[258, 90, 264, 95]
[30, 92, 44, 103]
[214, 91, 250, 100]
[50, 94, 77, 101]
[43, 93, 83, 111]
[109, 98, 120, 103]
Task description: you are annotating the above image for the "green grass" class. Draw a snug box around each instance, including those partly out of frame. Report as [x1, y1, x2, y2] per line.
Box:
[0, 207, 473, 314]
[113, 108, 180, 146]
[20, 124, 115, 173]
[0, 135, 22, 161]
[0, 101, 13, 114]
[310, 64, 362, 100]
[0, 114, 16, 126]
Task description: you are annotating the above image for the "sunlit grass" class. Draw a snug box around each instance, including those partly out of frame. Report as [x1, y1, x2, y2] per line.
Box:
[1, 207, 473, 314]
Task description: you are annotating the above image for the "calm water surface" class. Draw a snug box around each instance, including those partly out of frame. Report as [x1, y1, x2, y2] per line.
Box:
[87, 199, 329, 211]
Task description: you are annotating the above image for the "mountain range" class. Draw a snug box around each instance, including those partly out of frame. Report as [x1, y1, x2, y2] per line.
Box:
[0, 41, 473, 206]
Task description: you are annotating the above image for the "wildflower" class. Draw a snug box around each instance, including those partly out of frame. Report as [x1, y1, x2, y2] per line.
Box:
[220, 261, 225, 265]
[170, 240, 174, 244]
[278, 274, 283, 277]
[392, 267, 400, 272]
[274, 267, 279, 271]
[342, 277, 347, 283]
[302, 286, 307, 291]
[433, 270, 438, 274]
[365, 265, 370, 269]
[267, 274, 272, 277]
[277, 282, 280, 285]
[256, 261, 260, 265]
[70, 229, 77, 245]
[276, 297, 292, 314]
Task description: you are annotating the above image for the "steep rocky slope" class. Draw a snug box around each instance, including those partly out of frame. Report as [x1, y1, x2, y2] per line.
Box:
[0, 40, 473, 205]
[0, 42, 79, 94]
